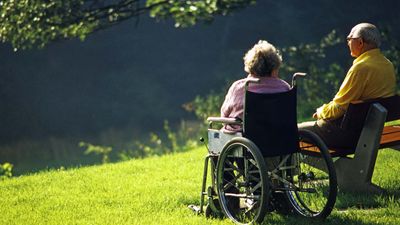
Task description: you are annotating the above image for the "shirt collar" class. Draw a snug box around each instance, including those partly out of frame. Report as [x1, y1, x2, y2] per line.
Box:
[353, 48, 381, 64]
[247, 74, 278, 80]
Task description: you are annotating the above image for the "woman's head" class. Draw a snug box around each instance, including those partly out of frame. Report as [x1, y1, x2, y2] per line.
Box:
[243, 40, 282, 77]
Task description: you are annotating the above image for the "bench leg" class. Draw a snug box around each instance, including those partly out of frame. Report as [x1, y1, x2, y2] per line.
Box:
[334, 157, 384, 193]
[334, 103, 387, 193]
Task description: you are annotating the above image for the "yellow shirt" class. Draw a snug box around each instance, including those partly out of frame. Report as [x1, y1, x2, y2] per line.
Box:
[317, 49, 396, 120]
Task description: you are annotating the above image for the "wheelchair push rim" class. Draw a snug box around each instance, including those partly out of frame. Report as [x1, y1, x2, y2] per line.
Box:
[216, 137, 269, 225]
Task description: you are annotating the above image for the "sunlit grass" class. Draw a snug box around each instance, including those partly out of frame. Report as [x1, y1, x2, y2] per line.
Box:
[0, 147, 399, 225]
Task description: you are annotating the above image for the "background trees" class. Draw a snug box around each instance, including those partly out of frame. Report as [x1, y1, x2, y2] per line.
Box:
[0, 0, 255, 50]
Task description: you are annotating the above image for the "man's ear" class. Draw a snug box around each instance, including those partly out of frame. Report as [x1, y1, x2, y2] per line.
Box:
[358, 38, 364, 47]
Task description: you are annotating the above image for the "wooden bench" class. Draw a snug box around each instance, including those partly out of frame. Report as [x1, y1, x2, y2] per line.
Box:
[328, 95, 400, 193]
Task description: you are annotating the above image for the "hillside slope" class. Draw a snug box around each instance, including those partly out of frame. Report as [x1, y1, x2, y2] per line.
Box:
[1, 147, 400, 225]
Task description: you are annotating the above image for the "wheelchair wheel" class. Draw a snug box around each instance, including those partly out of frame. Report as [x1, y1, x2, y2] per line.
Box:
[285, 129, 337, 219]
[216, 137, 269, 225]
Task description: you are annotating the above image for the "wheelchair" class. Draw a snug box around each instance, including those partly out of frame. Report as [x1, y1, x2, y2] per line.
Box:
[192, 73, 337, 225]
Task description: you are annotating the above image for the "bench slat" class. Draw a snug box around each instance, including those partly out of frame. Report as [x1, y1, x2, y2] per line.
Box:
[299, 141, 353, 157]
[311, 125, 400, 157]
[382, 125, 400, 134]
[380, 125, 400, 149]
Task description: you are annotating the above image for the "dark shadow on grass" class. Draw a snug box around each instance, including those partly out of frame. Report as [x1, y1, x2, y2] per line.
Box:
[184, 196, 384, 225]
[335, 188, 400, 210]
[335, 192, 382, 209]
[267, 214, 382, 225]
[194, 210, 382, 225]
[385, 189, 400, 198]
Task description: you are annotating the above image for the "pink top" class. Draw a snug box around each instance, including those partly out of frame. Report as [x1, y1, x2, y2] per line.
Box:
[221, 75, 291, 132]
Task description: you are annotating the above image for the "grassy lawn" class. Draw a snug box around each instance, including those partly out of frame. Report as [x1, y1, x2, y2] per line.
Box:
[0, 147, 399, 225]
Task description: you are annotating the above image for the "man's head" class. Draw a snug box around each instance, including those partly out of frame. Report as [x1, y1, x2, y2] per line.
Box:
[347, 23, 381, 57]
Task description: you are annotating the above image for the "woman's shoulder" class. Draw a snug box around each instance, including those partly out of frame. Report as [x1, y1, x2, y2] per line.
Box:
[275, 78, 291, 91]
[230, 77, 249, 88]
[279, 78, 291, 89]
[225, 77, 247, 94]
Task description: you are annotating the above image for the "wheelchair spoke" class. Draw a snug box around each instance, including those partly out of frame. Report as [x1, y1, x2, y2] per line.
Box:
[247, 174, 260, 182]
[248, 158, 259, 169]
[249, 181, 262, 193]
[216, 138, 269, 225]
[223, 174, 242, 191]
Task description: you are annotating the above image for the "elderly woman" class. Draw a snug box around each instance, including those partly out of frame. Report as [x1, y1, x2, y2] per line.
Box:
[219, 40, 292, 213]
[221, 40, 290, 132]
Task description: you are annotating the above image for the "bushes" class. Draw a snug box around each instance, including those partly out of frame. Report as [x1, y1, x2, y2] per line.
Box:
[81, 120, 201, 163]
[0, 162, 13, 179]
[119, 120, 199, 159]
[279, 30, 345, 119]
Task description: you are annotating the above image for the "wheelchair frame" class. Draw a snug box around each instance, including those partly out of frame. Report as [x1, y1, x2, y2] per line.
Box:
[192, 73, 337, 225]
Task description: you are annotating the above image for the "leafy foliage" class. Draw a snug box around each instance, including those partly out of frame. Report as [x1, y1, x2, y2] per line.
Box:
[280, 30, 345, 118]
[382, 28, 400, 93]
[80, 120, 199, 163]
[79, 141, 112, 164]
[183, 90, 225, 122]
[0, 162, 13, 179]
[0, 0, 255, 50]
[147, 0, 256, 27]
[119, 120, 198, 160]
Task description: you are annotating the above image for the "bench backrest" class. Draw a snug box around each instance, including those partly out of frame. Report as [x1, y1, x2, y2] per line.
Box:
[341, 95, 400, 132]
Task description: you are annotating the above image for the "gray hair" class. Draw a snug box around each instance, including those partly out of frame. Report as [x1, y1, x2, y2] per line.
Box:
[243, 40, 282, 77]
[347, 23, 381, 47]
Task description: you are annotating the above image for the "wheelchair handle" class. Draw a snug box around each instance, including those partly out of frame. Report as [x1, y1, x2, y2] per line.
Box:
[246, 78, 260, 84]
[292, 72, 307, 87]
[244, 78, 260, 92]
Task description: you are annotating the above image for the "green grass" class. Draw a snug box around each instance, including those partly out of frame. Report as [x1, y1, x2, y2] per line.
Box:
[1, 147, 400, 225]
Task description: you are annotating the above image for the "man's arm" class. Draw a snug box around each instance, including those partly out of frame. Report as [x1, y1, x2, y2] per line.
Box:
[316, 67, 366, 120]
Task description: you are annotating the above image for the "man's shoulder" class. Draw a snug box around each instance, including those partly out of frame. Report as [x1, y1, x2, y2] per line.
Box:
[348, 62, 364, 74]
[350, 56, 376, 71]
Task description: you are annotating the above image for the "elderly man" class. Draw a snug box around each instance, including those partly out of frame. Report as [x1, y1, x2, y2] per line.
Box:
[299, 23, 396, 149]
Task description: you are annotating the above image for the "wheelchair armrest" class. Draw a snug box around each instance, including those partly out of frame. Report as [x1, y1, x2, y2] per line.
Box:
[207, 117, 242, 124]
[207, 117, 242, 125]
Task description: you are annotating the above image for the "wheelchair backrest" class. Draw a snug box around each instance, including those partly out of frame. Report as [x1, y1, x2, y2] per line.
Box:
[243, 86, 300, 157]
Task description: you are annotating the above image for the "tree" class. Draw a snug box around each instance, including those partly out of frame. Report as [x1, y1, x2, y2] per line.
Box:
[0, 0, 255, 50]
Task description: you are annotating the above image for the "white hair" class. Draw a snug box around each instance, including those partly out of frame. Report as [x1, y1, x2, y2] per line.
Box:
[243, 40, 282, 77]
[348, 23, 381, 47]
